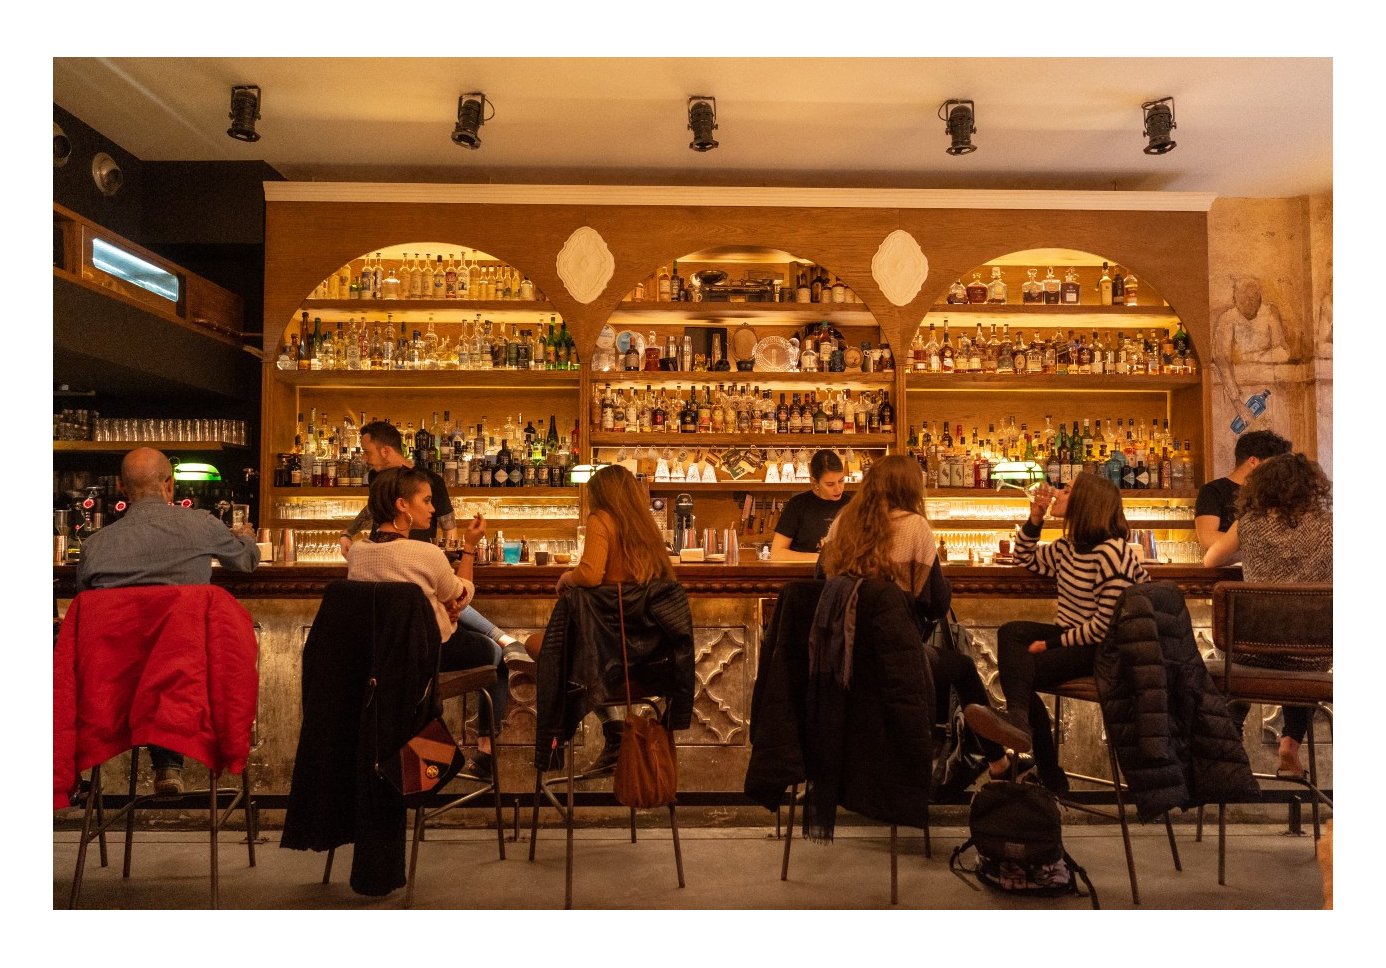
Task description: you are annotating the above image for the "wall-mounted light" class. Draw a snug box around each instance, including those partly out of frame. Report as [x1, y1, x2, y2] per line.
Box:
[1142, 96, 1177, 155]
[54, 122, 72, 168]
[687, 96, 719, 152]
[452, 93, 492, 149]
[91, 152, 122, 196]
[939, 99, 977, 155]
[227, 85, 262, 142]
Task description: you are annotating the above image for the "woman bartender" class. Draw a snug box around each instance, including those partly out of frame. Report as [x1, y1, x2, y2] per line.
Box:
[770, 450, 851, 561]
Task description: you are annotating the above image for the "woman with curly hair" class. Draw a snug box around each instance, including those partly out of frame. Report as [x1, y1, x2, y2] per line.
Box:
[1204, 452, 1332, 776]
[820, 454, 1030, 781]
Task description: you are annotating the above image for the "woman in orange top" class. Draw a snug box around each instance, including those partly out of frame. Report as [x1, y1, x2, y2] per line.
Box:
[557, 463, 675, 591]
[551, 463, 675, 768]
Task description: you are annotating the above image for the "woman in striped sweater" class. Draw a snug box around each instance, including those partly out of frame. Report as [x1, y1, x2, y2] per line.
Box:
[997, 472, 1148, 793]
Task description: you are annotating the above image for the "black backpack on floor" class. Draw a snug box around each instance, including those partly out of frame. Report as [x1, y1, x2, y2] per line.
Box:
[949, 779, 1099, 908]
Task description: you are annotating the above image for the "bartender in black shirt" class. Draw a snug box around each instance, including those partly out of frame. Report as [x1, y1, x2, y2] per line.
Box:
[770, 450, 851, 561]
[1195, 429, 1290, 551]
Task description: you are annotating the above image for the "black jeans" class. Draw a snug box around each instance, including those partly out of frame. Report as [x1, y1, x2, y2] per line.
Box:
[996, 621, 1099, 775]
[929, 646, 1005, 762]
[441, 628, 508, 734]
[1227, 701, 1310, 744]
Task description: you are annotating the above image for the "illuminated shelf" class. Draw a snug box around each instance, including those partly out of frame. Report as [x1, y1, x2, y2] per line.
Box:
[271, 369, 580, 389]
[590, 432, 894, 447]
[590, 370, 894, 386]
[904, 372, 1199, 391]
[53, 440, 248, 453]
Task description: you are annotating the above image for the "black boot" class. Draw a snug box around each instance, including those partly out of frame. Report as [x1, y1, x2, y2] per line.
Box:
[593, 719, 623, 773]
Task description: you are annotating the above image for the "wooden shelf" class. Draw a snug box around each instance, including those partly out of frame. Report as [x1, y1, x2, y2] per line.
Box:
[904, 372, 1200, 391]
[645, 481, 856, 492]
[590, 432, 895, 447]
[609, 303, 878, 325]
[300, 299, 557, 316]
[54, 440, 249, 453]
[924, 303, 1176, 318]
[590, 370, 895, 386]
[930, 517, 1195, 529]
[271, 485, 576, 498]
[927, 486, 1198, 499]
[271, 368, 580, 389]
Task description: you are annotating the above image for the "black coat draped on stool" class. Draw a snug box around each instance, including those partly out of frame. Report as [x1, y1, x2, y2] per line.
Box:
[744, 579, 935, 834]
[280, 581, 442, 896]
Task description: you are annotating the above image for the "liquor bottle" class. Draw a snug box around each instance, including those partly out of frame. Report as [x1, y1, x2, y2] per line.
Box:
[981, 326, 998, 374]
[493, 438, 513, 487]
[879, 391, 895, 433]
[947, 279, 968, 304]
[922, 323, 941, 372]
[1042, 267, 1062, 305]
[968, 323, 985, 373]
[1111, 264, 1126, 306]
[310, 317, 324, 370]
[297, 311, 312, 370]
[1098, 262, 1114, 306]
[1123, 267, 1139, 307]
[1022, 268, 1043, 304]
[431, 254, 446, 299]
[776, 393, 790, 434]
[657, 265, 672, 302]
[1077, 333, 1094, 374]
[986, 266, 1008, 304]
[1089, 330, 1105, 375]
[1012, 329, 1029, 376]
[1061, 267, 1081, 305]
[965, 272, 988, 304]
[812, 395, 829, 434]
[997, 326, 1015, 374]
[670, 261, 684, 302]
[414, 417, 433, 461]
[788, 394, 803, 434]
[1230, 389, 1272, 435]
[795, 267, 812, 303]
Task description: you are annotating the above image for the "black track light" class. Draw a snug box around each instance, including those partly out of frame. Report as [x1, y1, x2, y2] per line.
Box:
[939, 99, 977, 156]
[1142, 97, 1177, 154]
[688, 96, 719, 152]
[227, 85, 262, 143]
[452, 93, 491, 149]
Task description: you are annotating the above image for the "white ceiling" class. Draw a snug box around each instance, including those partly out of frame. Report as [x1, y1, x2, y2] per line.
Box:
[53, 57, 1332, 197]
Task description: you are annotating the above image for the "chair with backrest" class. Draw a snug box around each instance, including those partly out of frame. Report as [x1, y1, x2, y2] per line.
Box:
[55, 584, 260, 909]
[282, 580, 504, 903]
[745, 578, 935, 906]
[1207, 580, 1332, 885]
[529, 580, 694, 909]
[1039, 581, 1243, 905]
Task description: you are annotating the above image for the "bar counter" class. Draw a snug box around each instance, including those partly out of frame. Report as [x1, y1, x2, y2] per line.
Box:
[53, 562, 1244, 808]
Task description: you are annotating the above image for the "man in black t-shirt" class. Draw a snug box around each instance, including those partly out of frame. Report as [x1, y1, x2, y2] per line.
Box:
[771, 450, 852, 561]
[338, 421, 455, 549]
[1195, 429, 1290, 551]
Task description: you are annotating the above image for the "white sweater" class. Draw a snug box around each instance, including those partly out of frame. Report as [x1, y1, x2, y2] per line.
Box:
[346, 539, 474, 641]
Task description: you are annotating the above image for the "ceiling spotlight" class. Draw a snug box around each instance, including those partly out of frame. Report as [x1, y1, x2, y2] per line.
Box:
[1142, 96, 1177, 155]
[54, 122, 72, 168]
[452, 93, 491, 149]
[227, 85, 262, 142]
[91, 152, 122, 196]
[688, 96, 719, 152]
[939, 99, 977, 155]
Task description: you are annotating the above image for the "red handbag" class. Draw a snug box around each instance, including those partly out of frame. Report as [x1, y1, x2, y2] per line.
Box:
[610, 585, 678, 809]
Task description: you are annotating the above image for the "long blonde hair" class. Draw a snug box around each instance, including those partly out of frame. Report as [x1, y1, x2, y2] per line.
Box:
[584, 464, 675, 583]
[820, 454, 926, 584]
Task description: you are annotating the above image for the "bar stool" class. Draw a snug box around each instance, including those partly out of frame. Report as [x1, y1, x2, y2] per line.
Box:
[528, 696, 684, 910]
[56, 585, 261, 909]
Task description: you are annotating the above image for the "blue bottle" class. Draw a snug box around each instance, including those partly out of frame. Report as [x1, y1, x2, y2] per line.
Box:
[1106, 448, 1126, 487]
[1230, 389, 1272, 435]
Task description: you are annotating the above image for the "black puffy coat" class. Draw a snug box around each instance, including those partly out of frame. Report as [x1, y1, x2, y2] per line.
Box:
[744, 579, 935, 831]
[1093, 581, 1260, 821]
[533, 580, 694, 768]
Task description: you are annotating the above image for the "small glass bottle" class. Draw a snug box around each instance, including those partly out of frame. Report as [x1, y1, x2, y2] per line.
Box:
[1123, 267, 1139, 307]
[1061, 267, 1082, 305]
[966, 272, 989, 304]
[1042, 267, 1062, 305]
[986, 266, 1008, 304]
[1022, 268, 1043, 304]
[1098, 262, 1114, 306]
[947, 279, 969, 304]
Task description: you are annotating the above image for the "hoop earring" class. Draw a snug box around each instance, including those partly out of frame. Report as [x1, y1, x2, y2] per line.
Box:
[395, 511, 414, 531]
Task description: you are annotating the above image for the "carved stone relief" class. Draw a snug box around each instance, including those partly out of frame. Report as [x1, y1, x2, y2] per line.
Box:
[555, 225, 615, 304]
[689, 627, 748, 745]
[870, 229, 929, 306]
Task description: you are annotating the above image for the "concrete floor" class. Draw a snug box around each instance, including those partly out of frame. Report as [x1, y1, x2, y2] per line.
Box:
[55, 815, 1326, 911]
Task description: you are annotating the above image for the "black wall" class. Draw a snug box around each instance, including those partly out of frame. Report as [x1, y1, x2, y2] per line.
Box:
[53, 105, 145, 240]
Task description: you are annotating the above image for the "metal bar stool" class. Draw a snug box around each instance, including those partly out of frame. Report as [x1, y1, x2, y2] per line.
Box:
[778, 783, 903, 905]
[1044, 677, 1182, 906]
[528, 698, 684, 910]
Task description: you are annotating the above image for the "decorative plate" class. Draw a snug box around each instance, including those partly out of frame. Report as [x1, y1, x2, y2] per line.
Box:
[754, 335, 791, 371]
[615, 330, 646, 356]
[590, 348, 617, 371]
[731, 323, 759, 362]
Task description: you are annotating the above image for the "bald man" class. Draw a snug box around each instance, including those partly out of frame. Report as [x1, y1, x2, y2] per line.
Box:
[76, 447, 259, 794]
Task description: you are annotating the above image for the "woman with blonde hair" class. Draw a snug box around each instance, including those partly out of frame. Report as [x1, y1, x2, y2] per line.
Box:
[996, 472, 1148, 792]
[820, 454, 1031, 781]
[558, 463, 675, 591]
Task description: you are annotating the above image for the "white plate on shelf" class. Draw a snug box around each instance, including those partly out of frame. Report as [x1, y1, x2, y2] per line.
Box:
[615, 330, 646, 356]
[754, 336, 791, 371]
[590, 348, 617, 371]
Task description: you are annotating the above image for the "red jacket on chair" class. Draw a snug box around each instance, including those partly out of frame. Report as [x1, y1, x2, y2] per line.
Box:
[53, 585, 259, 809]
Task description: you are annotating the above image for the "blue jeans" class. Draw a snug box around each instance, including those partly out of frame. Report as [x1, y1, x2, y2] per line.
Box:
[456, 605, 503, 641]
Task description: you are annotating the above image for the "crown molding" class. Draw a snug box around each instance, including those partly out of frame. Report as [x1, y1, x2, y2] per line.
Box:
[264, 182, 1216, 212]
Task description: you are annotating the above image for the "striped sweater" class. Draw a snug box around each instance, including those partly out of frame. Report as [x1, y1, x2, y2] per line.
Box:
[1015, 520, 1148, 648]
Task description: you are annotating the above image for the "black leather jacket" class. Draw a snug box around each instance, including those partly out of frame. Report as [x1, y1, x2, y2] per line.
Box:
[533, 580, 694, 768]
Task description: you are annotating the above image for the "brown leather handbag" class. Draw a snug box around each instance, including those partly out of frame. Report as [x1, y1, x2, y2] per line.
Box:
[611, 585, 678, 809]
